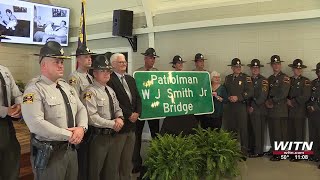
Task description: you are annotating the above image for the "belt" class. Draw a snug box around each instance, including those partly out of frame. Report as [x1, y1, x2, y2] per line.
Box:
[89, 126, 115, 135]
[41, 141, 76, 151]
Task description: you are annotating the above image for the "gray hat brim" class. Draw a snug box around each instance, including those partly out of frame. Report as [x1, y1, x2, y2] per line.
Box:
[227, 64, 244, 67]
[34, 54, 71, 59]
[141, 53, 159, 58]
[247, 64, 264, 67]
[71, 52, 97, 56]
[288, 64, 307, 69]
[267, 61, 285, 64]
[169, 61, 187, 64]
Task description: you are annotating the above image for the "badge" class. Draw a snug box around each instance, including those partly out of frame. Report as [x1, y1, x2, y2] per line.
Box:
[262, 86, 268, 92]
[305, 80, 311, 86]
[69, 77, 77, 85]
[23, 93, 34, 104]
[83, 91, 92, 100]
[239, 81, 242, 85]
[312, 87, 316, 91]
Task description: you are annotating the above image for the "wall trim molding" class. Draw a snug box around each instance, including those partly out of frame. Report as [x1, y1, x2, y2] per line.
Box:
[69, 9, 320, 43]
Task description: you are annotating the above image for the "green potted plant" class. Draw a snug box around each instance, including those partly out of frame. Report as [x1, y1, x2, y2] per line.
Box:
[192, 127, 244, 180]
[144, 134, 201, 180]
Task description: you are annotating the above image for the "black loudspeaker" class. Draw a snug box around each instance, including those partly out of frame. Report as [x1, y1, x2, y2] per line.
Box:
[112, 10, 133, 37]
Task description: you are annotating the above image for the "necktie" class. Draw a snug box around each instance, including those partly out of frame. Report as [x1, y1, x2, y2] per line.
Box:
[121, 76, 132, 103]
[86, 74, 93, 84]
[105, 87, 115, 119]
[56, 83, 74, 128]
[0, 72, 8, 107]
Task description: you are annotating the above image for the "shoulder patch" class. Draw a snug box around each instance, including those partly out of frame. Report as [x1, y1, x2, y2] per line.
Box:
[246, 77, 252, 83]
[69, 77, 77, 85]
[23, 93, 34, 104]
[83, 91, 92, 100]
[305, 79, 311, 86]
[283, 76, 290, 84]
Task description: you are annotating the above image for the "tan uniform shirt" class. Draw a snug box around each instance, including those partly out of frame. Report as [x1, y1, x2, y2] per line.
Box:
[68, 69, 93, 97]
[0, 65, 22, 117]
[21, 75, 88, 141]
[135, 66, 158, 71]
[82, 80, 123, 129]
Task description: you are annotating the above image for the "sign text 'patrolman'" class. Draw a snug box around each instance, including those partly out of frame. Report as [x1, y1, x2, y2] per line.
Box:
[134, 71, 214, 120]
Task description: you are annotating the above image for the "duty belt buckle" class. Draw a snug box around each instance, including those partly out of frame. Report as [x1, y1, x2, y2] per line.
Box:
[67, 142, 75, 150]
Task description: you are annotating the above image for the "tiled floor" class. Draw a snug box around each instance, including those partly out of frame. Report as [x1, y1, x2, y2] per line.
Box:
[137, 140, 320, 180]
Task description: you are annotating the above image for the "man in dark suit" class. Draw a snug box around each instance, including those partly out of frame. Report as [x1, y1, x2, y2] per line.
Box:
[107, 53, 142, 180]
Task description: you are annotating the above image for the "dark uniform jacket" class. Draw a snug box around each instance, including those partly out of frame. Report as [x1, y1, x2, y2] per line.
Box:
[288, 75, 311, 118]
[267, 71, 290, 118]
[307, 78, 320, 113]
[224, 73, 254, 104]
[107, 73, 142, 133]
[249, 74, 268, 115]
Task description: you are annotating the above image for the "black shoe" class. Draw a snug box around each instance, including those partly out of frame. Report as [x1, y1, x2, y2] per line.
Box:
[264, 151, 273, 156]
[132, 166, 141, 174]
[309, 157, 319, 162]
[270, 156, 280, 161]
[138, 166, 148, 180]
[241, 156, 247, 161]
[289, 158, 300, 162]
[318, 164, 320, 169]
[249, 153, 263, 158]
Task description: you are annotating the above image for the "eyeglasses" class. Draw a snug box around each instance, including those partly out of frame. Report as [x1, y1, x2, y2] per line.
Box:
[117, 61, 127, 64]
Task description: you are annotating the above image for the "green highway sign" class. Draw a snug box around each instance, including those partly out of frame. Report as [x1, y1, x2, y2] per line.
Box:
[133, 71, 214, 120]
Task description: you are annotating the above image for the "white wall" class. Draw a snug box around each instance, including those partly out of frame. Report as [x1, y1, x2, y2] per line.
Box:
[153, 18, 320, 81]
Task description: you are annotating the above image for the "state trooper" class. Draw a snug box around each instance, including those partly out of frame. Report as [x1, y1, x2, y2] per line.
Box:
[133, 48, 160, 175]
[192, 53, 211, 125]
[68, 44, 96, 180]
[247, 59, 268, 158]
[0, 64, 22, 180]
[170, 55, 186, 71]
[192, 53, 209, 72]
[307, 62, 320, 168]
[287, 59, 310, 162]
[223, 58, 254, 155]
[68, 44, 96, 96]
[160, 55, 198, 136]
[265, 55, 290, 161]
[82, 55, 124, 180]
[21, 41, 88, 180]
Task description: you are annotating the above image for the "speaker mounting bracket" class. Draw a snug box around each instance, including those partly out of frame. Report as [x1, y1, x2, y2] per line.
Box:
[124, 35, 137, 52]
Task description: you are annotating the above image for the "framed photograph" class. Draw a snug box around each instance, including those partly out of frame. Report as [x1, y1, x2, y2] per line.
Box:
[52, 8, 67, 17]
[13, 6, 27, 13]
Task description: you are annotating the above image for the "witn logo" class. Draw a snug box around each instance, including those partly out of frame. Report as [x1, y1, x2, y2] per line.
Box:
[273, 141, 314, 155]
